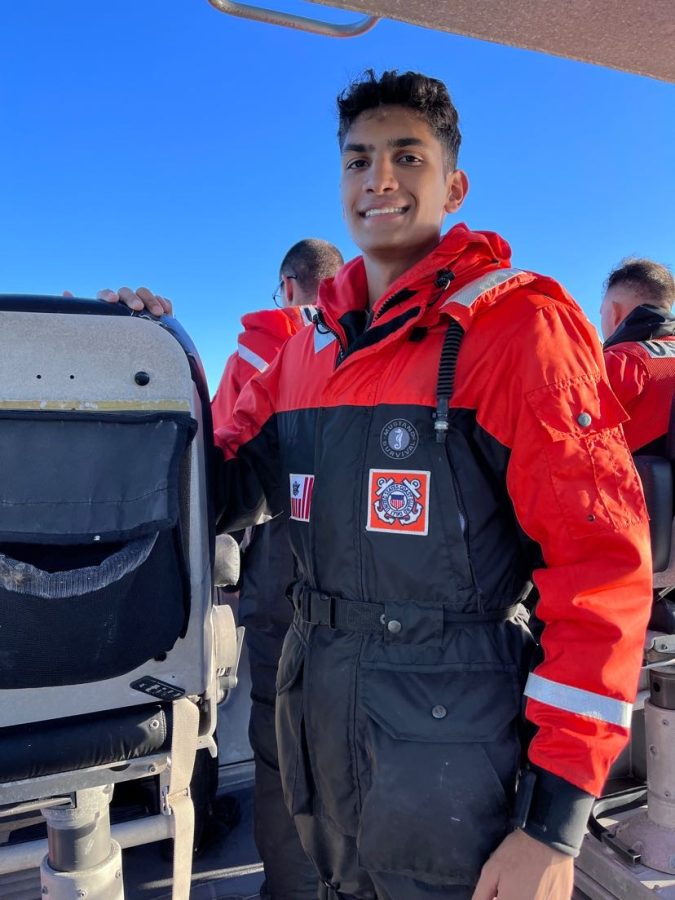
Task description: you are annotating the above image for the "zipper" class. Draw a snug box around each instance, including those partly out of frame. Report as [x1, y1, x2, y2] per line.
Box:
[446, 449, 483, 610]
[313, 310, 347, 368]
[372, 288, 415, 322]
[307, 405, 325, 588]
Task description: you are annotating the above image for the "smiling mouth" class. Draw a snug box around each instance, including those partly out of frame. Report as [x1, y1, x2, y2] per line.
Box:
[361, 206, 408, 218]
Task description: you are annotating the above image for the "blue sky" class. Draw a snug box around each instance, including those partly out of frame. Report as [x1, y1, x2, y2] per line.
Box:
[1, 1, 674, 390]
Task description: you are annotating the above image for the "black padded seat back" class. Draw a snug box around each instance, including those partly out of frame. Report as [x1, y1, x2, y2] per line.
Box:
[634, 456, 673, 573]
[651, 398, 675, 588]
[667, 397, 675, 462]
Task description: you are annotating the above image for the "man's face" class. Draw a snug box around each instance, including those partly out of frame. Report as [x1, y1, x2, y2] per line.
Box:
[340, 105, 467, 265]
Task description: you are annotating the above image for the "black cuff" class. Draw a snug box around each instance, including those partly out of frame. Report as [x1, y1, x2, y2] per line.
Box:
[513, 766, 595, 857]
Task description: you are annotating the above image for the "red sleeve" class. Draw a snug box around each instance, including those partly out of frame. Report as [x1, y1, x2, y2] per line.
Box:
[469, 298, 652, 797]
[211, 346, 270, 431]
[213, 348, 285, 534]
[211, 353, 240, 432]
[211, 320, 294, 430]
[604, 346, 648, 414]
[604, 346, 665, 452]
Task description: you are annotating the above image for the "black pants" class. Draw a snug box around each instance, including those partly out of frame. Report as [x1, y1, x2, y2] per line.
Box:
[239, 522, 318, 900]
[247, 651, 317, 900]
[317, 877, 474, 899]
[276, 617, 531, 900]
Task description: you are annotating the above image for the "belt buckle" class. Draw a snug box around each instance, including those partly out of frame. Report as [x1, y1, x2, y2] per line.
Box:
[317, 592, 337, 628]
[302, 591, 337, 628]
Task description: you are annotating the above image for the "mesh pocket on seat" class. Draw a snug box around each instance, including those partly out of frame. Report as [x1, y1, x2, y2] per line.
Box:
[0, 534, 156, 599]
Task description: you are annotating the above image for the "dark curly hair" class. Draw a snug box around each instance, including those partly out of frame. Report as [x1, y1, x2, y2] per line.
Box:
[605, 258, 675, 311]
[337, 69, 461, 169]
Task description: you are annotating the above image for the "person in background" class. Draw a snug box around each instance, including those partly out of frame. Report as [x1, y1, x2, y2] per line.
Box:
[601, 257, 675, 454]
[211, 238, 343, 900]
[97, 240, 344, 899]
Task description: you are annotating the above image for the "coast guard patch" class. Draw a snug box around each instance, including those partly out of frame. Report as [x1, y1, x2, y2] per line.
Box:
[380, 419, 419, 460]
[290, 474, 314, 522]
[366, 469, 430, 536]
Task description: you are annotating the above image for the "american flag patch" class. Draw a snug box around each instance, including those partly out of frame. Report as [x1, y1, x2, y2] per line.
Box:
[289, 474, 315, 522]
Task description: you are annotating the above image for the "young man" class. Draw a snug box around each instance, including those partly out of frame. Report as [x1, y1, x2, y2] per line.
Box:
[601, 257, 675, 453]
[212, 238, 343, 900]
[114, 71, 651, 900]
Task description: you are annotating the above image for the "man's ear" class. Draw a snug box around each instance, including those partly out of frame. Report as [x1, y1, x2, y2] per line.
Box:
[282, 274, 295, 307]
[609, 301, 625, 334]
[444, 169, 469, 214]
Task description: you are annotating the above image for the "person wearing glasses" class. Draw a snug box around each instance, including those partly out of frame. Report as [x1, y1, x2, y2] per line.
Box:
[97, 237, 343, 900]
[211, 238, 343, 900]
[211, 239, 343, 427]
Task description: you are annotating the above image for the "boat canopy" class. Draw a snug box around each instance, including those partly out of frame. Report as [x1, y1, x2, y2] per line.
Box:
[207, 0, 675, 83]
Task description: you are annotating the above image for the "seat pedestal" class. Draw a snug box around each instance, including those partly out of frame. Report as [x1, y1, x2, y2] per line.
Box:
[39, 785, 124, 899]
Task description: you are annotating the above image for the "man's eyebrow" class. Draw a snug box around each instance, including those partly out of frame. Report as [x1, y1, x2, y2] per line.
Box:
[342, 142, 374, 154]
[342, 137, 427, 155]
[388, 137, 426, 149]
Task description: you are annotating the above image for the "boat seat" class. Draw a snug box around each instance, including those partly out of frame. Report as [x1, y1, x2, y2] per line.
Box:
[0, 296, 237, 899]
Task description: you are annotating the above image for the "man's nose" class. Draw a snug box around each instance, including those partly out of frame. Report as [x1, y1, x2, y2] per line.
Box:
[365, 157, 397, 193]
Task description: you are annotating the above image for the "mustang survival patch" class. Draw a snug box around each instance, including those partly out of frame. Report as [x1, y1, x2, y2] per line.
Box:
[290, 473, 315, 522]
[380, 418, 419, 460]
[367, 469, 430, 536]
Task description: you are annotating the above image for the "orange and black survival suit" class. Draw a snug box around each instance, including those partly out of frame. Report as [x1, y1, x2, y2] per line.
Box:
[212, 305, 317, 900]
[214, 224, 652, 900]
[603, 304, 675, 454]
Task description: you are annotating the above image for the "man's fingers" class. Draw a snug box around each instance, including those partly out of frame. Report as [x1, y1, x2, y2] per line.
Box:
[136, 286, 167, 316]
[155, 294, 174, 315]
[471, 865, 498, 900]
[96, 288, 121, 304]
[116, 286, 145, 311]
[94, 285, 170, 315]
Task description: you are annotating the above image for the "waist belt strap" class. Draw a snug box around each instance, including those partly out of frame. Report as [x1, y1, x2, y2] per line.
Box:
[292, 585, 519, 633]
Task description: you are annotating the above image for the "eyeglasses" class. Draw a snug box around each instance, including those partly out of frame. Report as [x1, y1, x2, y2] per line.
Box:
[272, 274, 297, 307]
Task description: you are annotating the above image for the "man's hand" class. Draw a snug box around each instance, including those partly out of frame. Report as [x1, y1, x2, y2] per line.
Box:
[471, 829, 574, 900]
[96, 287, 173, 317]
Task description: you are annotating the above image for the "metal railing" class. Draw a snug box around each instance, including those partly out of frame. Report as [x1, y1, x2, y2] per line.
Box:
[206, 0, 379, 38]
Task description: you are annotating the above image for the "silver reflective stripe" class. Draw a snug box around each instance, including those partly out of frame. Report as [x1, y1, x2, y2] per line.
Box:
[524, 672, 632, 728]
[237, 342, 269, 373]
[442, 267, 524, 309]
[638, 340, 675, 359]
[302, 305, 316, 324]
[314, 328, 337, 353]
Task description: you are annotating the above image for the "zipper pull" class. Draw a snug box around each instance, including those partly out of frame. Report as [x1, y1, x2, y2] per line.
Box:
[433, 396, 450, 443]
[434, 269, 455, 289]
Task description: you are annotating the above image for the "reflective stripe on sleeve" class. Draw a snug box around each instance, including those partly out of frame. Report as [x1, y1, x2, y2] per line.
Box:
[237, 343, 270, 374]
[524, 672, 632, 728]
